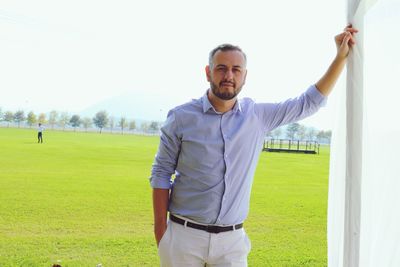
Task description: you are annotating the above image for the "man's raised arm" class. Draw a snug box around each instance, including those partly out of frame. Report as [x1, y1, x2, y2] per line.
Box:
[315, 25, 358, 96]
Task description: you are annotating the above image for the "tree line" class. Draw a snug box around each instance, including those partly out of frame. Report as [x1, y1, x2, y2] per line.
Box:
[0, 108, 162, 134]
[0, 108, 331, 142]
[267, 122, 332, 143]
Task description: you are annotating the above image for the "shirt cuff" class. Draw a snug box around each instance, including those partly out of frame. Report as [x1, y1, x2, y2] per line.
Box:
[308, 84, 328, 107]
[150, 176, 172, 189]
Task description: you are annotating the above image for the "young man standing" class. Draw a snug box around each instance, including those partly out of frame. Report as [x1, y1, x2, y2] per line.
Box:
[150, 26, 357, 266]
[37, 123, 44, 143]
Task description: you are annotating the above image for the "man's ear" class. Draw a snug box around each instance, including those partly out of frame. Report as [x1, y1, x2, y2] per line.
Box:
[243, 69, 248, 85]
[205, 65, 211, 82]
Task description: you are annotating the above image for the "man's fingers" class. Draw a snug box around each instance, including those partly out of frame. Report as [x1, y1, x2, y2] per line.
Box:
[344, 27, 358, 32]
[347, 31, 356, 45]
[339, 33, 349, 46]
[350, 36, 356, 45]
[342, 32, 353, 46]
[336, 32, 348, 42]
[342, 25, 358, 46]
[343, 23, 359, 35]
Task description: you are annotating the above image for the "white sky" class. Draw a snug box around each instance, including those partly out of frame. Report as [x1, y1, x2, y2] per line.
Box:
[0, 0, 353, 129]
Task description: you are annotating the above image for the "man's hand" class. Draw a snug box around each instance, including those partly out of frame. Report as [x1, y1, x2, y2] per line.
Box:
[153, 188, 170, 247]
[335, 24, 358, 59]
[315, 24, 359, 96]
[154, 222, 168, 247]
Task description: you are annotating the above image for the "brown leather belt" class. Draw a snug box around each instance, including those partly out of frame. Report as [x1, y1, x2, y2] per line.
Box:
[169, 214, 243, 234]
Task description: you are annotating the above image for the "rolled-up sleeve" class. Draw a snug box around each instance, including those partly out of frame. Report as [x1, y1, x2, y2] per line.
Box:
[255, 84, 327, 132]
[150, 110, 181, 189]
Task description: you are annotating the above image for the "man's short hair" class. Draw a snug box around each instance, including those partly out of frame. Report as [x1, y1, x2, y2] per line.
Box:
[208, 44, 247, 68]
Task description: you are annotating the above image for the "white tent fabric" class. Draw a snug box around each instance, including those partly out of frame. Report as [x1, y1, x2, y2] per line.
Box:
[328, 0, 400, 266]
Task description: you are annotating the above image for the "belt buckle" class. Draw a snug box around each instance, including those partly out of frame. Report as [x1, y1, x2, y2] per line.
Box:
[206, 225, 221, 234]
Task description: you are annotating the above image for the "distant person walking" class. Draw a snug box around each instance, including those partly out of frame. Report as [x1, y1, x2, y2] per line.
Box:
[37, 123, 44, 143]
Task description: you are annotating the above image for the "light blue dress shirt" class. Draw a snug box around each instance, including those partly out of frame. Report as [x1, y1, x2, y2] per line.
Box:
[150, 85, 326, 225]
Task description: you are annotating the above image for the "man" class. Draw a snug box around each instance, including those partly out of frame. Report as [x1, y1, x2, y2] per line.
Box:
[38, 123, 44, 143]
[150, 25, 358, 266]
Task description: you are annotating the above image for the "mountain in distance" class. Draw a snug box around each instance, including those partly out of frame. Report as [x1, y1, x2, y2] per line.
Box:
[80, 90, 188, 123]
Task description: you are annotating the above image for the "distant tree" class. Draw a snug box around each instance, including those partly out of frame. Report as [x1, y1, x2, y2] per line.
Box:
[316, 130, 324, 140]
[297, 124, 307, 141]
[58, 112, 70, 131]
[140, 122, 149, 133]
[14, 110, 26, 128]
[306, 127, 317, 141]
[82, 117, 92, 132]
[93, 111, 108, 133]
[48, 110, 58, 129]
[27, 111, 37, 128]
[317, 130, 332, 144]
[0, 107, 3, 121]
[4, 111, 14, 127]
[286, 122, 300, 140]
[109, 116, 115, 133]
[270, 127, 282, 139]
[118, 117, 128, 134]
[38, 113, 47, 124]
[149, 121, 160, 132]
[69, 114, 81, 131]
[129, 120, 136, 131]
[323, 130, 332, 143]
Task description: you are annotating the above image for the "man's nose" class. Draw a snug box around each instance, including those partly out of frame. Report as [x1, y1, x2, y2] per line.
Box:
[224, 69, 234, 80]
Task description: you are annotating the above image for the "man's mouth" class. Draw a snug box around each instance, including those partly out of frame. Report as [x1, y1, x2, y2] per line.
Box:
[221, 82, 235, 87]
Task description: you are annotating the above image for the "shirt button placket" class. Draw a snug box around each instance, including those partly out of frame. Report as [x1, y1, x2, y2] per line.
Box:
[220, 114, 230, 222]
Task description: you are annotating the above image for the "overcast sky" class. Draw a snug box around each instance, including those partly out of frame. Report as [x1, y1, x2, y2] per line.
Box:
[2, 0, 394, 130]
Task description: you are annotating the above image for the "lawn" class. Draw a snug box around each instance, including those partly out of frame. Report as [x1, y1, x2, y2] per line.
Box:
[0, 128, 329, 266]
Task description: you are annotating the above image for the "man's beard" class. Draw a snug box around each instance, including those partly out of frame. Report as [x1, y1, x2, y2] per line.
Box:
[210, 80, 243, 100]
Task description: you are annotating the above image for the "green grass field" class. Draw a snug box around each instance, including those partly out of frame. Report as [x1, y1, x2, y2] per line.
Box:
[0, 128, 330, 266]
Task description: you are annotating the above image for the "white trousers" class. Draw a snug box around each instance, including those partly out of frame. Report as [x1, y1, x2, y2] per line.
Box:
[158, 219, 251, 267]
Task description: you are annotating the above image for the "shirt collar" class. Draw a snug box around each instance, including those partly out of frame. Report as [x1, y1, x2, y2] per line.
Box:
[202, 89, 242, 114]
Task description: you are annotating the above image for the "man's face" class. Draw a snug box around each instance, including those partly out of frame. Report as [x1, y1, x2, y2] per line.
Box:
[206, 50, 247, 100]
